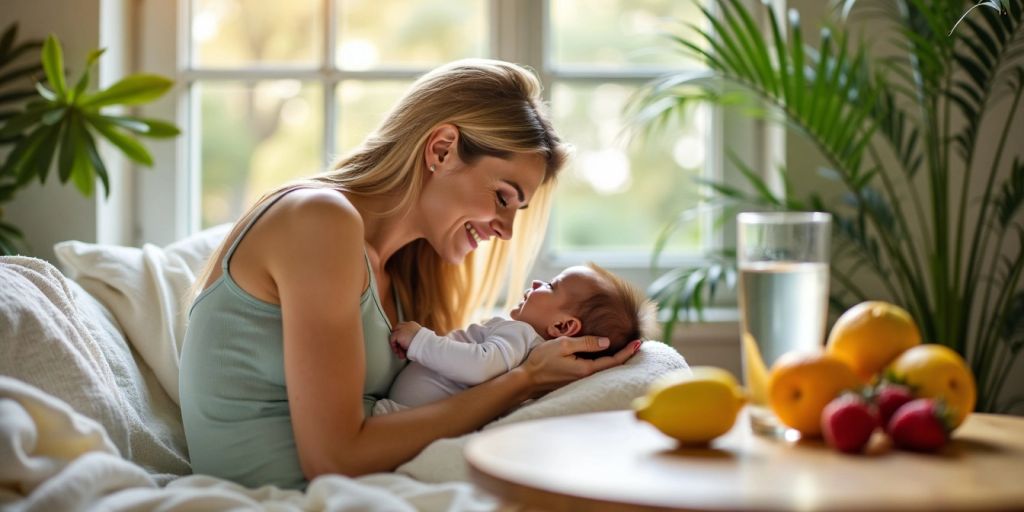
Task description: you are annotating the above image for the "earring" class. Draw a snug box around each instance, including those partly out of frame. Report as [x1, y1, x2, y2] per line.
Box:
[429, 165, 436, 173]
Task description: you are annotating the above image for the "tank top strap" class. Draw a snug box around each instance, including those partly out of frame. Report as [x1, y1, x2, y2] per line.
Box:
[221, 188, 300, 273]
[361, 247, 376, 292]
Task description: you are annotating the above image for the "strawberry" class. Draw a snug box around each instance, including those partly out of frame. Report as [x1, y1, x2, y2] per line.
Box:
[821, 393, 879, 454]
[874, 382, 916, 427]
[887, 398, 952, 452]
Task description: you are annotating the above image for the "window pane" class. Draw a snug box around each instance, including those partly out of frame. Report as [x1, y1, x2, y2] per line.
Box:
[550, 81, 705, 255]
[336, 80, 413, 155]
[197, 81, 323, 228]
[550, 0, 704, 69]
[336, 0, 487, 70]
[192, 0, 320, 67]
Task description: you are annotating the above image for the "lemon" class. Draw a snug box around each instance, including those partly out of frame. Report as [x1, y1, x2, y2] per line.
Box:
[633, 366, 747, 444]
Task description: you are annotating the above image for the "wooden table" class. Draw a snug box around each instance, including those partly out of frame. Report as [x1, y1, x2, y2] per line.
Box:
[465, 409, 1024, 511]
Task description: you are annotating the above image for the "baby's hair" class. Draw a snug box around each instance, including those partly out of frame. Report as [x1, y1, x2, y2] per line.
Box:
[572, 262, 659, 359]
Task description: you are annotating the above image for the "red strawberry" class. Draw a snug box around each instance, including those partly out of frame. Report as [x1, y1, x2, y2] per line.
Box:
[821, 393, 879, 454]
[887, 398, 952, 452]
[874, 383, 916, 427]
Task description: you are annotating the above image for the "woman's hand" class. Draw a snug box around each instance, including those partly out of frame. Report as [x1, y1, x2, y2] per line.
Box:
[518, 336, 642, 395]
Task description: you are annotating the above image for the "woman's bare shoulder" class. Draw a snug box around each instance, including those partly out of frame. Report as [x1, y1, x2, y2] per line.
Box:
[262, 188, 362, 237]
[256, 188, 365, 266]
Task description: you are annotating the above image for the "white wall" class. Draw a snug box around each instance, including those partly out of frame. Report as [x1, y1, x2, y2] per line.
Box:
[1, 0, 103, 263]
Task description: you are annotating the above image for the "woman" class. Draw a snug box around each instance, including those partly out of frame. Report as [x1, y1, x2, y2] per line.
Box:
[179, 59, 639, 490]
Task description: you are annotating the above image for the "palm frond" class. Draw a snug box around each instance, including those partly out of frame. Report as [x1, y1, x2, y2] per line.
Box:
[647, 252, 736, 341]
[950, 1, 1024, 160]
[672, 1, 878, 176]
[994, 157, 1024, 228]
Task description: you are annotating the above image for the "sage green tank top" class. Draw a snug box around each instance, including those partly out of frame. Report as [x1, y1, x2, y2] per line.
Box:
[179, 189, 405, 490]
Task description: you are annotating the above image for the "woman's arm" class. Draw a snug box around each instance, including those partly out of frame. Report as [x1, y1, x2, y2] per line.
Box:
[265, 190, 637, 479]
[331, 334, 637, 477]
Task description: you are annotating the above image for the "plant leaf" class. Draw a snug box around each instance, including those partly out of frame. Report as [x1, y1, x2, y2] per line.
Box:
[79, 74, 173, 108]
[0, 62, 43, 87]
[57, 114, 78, 183]
[80, 124, 109, 198]
[0, 23, 17, 57]
[68, 127, 94, 197]
[70, 48, 105, 103]
[0, 39, 43, 71]
[1000, 289, 1024, 354]
[86, 116, 153, 166]
[0, 108, 45, 138]
[41, 35, 67, 99]
[3, 124, 50, 184]
[34, 82, 57, 101]
[30, 122, 61, 184]
[100, 115, 180, 138]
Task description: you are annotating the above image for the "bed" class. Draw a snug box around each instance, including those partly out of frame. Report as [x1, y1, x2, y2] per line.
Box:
[0, 226, 688, 511]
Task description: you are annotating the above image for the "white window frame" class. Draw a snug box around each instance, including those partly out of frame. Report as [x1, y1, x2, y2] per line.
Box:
[135, 0, 776, 298]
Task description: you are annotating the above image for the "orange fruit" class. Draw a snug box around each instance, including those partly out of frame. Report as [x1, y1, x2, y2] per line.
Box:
[826, 301, 921, 382]
[887, 344, 976, 429]
[767, 351, 861, 437]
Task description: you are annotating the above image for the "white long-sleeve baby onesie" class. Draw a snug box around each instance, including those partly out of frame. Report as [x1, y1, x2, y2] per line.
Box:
[372, 317, 544, 415]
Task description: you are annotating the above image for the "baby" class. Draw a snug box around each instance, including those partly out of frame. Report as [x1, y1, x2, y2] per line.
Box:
[372, 262, 658, 415]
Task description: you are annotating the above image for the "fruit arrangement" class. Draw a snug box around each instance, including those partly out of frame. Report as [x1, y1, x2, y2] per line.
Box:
[815, 302, 976, 454]
[633, 300, 977, 455]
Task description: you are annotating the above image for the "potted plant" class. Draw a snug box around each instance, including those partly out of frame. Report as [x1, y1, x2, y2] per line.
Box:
[0, 23, 179, 254]
[632, 0, 1023, 413]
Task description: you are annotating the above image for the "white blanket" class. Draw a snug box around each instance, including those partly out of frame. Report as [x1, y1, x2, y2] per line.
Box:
[0, 376, 496, 512]
[0, 256, 190, 481]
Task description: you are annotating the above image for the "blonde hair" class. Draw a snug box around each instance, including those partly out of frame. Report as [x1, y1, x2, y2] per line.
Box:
[572, 262, 659, 358]
[192, 59, 570, 334]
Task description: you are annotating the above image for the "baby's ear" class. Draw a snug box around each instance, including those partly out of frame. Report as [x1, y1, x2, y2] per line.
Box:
[547, 317, 582, 338]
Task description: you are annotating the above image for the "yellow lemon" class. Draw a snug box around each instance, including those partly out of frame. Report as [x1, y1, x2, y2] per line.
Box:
[826, 301, 921, 382]
[887, 344, 976, 429]
[633, 366, 746, 445]
[767, 351, 861, 437]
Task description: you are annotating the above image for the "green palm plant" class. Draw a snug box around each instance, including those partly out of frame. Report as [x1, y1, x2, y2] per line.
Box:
[0, 28, 179, 254]
[632, 0, 1024, 413]
[0, 23, 43, 253]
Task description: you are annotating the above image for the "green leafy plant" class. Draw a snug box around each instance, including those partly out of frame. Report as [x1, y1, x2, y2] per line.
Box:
[632, 0, 1024, 412]
[0, 23, 43, 252]
[0, 27, 180, 254]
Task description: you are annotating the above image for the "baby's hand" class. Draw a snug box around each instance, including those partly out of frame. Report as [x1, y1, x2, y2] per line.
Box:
[389, 321, 422, 359]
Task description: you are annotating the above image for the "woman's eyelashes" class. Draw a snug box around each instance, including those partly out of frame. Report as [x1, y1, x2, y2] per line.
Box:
[495, 190, 509, 209]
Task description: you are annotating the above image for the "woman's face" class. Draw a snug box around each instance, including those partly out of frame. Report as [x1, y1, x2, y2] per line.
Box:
[419, 151, 546, 264]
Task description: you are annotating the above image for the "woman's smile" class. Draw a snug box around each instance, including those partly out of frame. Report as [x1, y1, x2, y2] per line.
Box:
[465, 222, 485, 249]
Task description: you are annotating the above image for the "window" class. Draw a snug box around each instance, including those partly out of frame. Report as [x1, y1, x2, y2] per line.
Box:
[138, 0, 737, 288]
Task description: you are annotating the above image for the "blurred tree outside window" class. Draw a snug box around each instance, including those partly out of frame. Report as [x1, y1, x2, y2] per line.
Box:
[185, 0, 710, 269]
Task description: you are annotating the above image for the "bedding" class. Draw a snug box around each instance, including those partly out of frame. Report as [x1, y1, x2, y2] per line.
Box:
[0, 229, 689, 510]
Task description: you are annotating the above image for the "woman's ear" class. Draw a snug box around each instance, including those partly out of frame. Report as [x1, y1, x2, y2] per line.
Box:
[424, 123, 460, 171]
[547, 317, 582, 338]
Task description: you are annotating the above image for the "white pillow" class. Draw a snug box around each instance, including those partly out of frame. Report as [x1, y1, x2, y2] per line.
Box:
[53, 224, 232, 406]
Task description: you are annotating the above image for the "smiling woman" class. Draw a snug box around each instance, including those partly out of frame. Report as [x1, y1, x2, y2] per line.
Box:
[178, 59, 639, 490]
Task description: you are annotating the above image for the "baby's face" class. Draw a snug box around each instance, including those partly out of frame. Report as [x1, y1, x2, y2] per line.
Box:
[510, 265, 603, 336]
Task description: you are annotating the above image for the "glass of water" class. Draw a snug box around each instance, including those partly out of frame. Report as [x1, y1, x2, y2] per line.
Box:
[737, 211, 831, 436]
